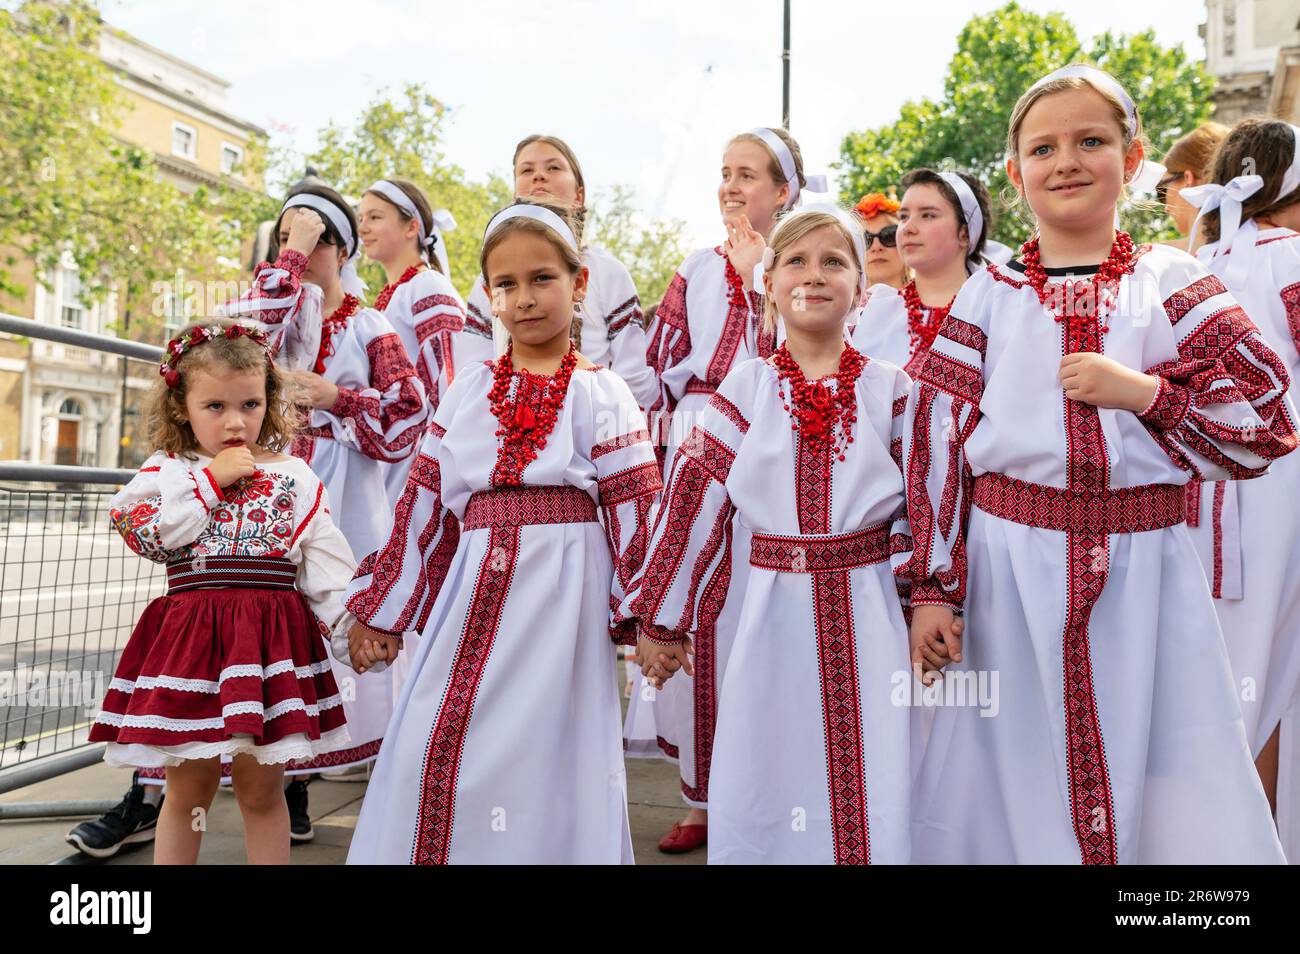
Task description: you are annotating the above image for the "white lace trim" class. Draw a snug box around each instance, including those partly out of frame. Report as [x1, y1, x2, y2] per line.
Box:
[95, 693, 344, 732]
[102, 726, 353, 768]
[108, 658, 333, 695]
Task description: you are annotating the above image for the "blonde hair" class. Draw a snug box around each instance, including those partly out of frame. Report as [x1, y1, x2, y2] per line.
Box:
[726, 127, 806, 198]
[1004, 67, 1146, 217]
[1163, 122, 1230, 181]
[762, 209, 864, 335]
[144, 320, 296, 457]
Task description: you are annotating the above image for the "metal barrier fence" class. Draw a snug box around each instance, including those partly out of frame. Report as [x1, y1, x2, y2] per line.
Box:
[0, 316, 165, 812]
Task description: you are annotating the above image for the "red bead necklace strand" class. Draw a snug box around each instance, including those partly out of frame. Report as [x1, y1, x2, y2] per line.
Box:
[314, 294, 360, 373]
[1019, 230, 1137, 335]
[901, 280, 954, 358]
[487, 341, 578, 487]
[374, 264, 424, 312]
[772, 343, 867, 463]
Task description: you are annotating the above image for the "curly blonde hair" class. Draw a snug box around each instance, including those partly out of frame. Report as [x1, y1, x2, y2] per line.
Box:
[144, 320, 297, 458]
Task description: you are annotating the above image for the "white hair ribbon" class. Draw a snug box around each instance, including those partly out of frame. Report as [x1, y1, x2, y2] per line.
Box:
[431, 208, 457, 275]
[484, 204, 579, 255]
[280, 192, 367, 300]
[937, 172, 984, 256]
[1030, 64, 1137, 136]
[746, 127, 828, 210]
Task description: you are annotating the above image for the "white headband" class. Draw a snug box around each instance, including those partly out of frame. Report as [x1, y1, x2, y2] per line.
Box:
[280, 192, 366, 300]
[366, 180, 457, 273]
[1183, 124, 1300, 287]
[1030, 65, 1138, 137]
[757, 203, 869, 295]
[746, 127, 828, 210]
[483, 204, 579, 255]
[938, 172, 984, 256]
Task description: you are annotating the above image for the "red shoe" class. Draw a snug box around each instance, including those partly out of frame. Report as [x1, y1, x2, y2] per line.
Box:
[658, 821, 708, 853]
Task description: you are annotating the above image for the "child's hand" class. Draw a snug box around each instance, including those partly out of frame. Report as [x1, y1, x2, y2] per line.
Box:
[637, 632, 694, 690]
[910, 604, 964, 677]
[208, 446, 257, 487]
[348, 621, 400, 673]
[1059, 353, 1159, 412]
[724, 214, 767, 291]
[283, 369, 340, 409]
[285, 208, 326, 256]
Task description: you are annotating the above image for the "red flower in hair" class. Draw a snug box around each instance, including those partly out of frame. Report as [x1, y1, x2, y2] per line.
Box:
[854, 192, 899, 219]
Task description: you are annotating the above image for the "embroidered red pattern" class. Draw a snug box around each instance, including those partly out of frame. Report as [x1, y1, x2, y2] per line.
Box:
[591, 429, 652, 460]
[1163, 275, 1228, 325]
[597, 461, 663, 508]
[971, 473, 1186, 534]
[706, 392, 751, 434]
[681, 514, 731, 805]
[705, 248, 753, 386]
[462, 485, 599, 531]
[413, 526, 518, 865]
[1212, 481, 1226, 599]
[749, 523, 890, 573]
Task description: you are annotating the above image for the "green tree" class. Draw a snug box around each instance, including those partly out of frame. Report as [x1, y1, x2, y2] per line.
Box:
[586, 184, 690, 305]
[294, 84, 513, 298]
[836, 1, 1214, 246]
[0, 1, 271, 331]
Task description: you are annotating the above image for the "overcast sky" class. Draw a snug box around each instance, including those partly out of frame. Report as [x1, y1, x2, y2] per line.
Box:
[98, 0, 1206, 247]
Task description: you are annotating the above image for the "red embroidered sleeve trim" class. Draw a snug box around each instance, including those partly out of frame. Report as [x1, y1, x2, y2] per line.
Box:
[1163, 275, 1228, 326]
[940, 316, 988, 357]
[640, 621, 685, 646]
[290, 482, 325, 548]
[277, 249, 309, 277]
[680, 427, 736, 484]
[464, 302, 493, 338]
[1137, 377, 1191, 430]
[598, 460, 663, 507]
[917, 350, 983, 406]
[909, 578, 962, 609]
[591, 429, 652, 460]
[201, 468, 225, 501]
[706, 392, 750, 434]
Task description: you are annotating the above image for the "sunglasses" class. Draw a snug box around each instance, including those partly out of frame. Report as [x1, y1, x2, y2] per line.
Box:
[863, 224, 898, 248]
[1155, 172, 1182, 204]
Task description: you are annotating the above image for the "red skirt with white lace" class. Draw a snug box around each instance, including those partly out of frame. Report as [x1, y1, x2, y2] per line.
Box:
[89, 557, 349, 768]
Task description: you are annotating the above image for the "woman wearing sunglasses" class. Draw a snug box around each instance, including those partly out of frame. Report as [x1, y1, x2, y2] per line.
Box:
[1157, 122, 1228, 252]
[854, 192, 907, 289]
[851, 169, 991, 376]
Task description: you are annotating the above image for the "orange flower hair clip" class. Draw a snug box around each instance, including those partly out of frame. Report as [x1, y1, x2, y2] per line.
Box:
[854, 193, 899, 219]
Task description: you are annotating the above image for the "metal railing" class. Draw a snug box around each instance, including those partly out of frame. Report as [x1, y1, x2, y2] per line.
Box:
[0, 315, 165, 814]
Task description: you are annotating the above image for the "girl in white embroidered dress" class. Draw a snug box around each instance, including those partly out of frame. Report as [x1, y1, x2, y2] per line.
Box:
[90, 323, 355, 864]
[852, 169, 991, 377]
[359, 177, 468, 506]
[1182, 117, 1300, 861]
[903, 66, 1293, 863]
[461, 135, 657, 408]
[635, 126, 812, 852]
[623, 206, 914, 864]
[341, 199, 661, 863]
[222, 185, 426, 782]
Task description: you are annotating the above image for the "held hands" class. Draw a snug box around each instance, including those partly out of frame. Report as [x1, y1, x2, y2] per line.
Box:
[724, 214, 766, 291]
[348, 621, 401, 674]
[910, 604, 965, 684]
[285, 208, 326, 256]
[207, 446, 257, 487]
[1059, 354, 1159, 413]
[637, 632, 695, 690]
[283, 369, 340, 410]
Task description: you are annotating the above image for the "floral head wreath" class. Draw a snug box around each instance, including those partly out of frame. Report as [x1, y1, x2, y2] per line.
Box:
[853, 193, 899, 219]
[159, 324, 271, 389]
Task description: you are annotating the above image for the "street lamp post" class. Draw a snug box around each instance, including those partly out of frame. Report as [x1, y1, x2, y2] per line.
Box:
[782, 0, 791, 129]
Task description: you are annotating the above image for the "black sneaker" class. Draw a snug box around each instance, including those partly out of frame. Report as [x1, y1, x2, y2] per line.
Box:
[286, 778, 313, 843]
[65, 775, 163, 859]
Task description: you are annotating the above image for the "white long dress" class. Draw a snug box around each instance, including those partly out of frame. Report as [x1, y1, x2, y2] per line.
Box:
[376, 267, 468, 506]
[635, 246, 777, 806]
[1186, 227, 1300, 862]
[464, 245, 657, 408]
[618, 355, 914, 863]
[342, 359, 661, 863]
[903, 243, 1293, 864]
[224, 249, 427, 772]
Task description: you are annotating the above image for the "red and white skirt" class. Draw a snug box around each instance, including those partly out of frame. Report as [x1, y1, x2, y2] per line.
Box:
[89, 556, 349, 768]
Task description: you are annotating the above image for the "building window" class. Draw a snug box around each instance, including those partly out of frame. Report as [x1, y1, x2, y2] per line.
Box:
[221, 142, 243, 176]
[60, 268, 85, 329]
[172, 121, 196, 160]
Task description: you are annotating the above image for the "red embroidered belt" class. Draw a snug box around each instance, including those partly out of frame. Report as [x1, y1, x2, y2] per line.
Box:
[684, 377, 717, 395]
[750, 522, 891, 573]
[972, 472, 1186, 534]
[462, 485, 599, 531]
[166, 556, 298, 593]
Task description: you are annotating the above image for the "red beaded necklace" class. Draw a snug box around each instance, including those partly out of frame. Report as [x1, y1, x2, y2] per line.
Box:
[901, 280, 953, 358]
[374, 264, 423, 312]
[315, 294, 360, 373]
[1019, 230, 1136, 334]
[487, 341, 578, 487]
[722, 253, 747, 315]
[772, 343, 866, 463]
